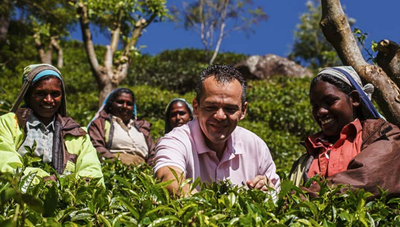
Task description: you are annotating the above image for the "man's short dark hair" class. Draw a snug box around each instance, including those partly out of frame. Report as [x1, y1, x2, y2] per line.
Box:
[195, 65, 247, 109]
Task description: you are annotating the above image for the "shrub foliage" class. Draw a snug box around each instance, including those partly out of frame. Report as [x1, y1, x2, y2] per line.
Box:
[1, 39, 398, 226]
[1, 159, 400, 226]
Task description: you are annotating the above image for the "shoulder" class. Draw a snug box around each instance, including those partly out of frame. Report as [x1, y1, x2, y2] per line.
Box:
[0, 112, 20, 130]
[134, 119, 152, 130]
[232, 126, 266, 145]
[159, 123, 192, 145]
[57, 115, 86, 137]
[230, 126, 271, 157]
[0, 112, 17, 122]
[362, 119, 400, 140]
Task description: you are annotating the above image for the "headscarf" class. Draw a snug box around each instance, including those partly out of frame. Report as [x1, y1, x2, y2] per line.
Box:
[317, 66, 384, 120]
[164, 98, 193, 134]
[87, 88, 137, 128]
[10, 64, 66, 116]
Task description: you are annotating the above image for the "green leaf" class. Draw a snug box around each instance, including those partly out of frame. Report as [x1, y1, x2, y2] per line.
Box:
[144, 205, 177, 217]
[44, 185, 58, 217]
[22, 193, 44, 213]
[97, 214, 112, 227]
[148, 215, 181, 227]
[117, 197, 140, 220]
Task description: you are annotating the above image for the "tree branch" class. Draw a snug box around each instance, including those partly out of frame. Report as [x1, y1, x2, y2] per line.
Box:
[209, 0, 229, 65]
[376, 39, 400, 86]
[50, 36, 63, 68]
[77, 2, 104, 88]
[320, 0, 400, 126]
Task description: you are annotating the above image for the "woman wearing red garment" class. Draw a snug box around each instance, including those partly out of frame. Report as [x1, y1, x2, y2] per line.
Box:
[290, 66, 400, 199]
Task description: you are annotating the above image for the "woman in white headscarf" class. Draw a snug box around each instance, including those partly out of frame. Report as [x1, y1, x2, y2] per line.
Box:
[290, 66, 400, 200]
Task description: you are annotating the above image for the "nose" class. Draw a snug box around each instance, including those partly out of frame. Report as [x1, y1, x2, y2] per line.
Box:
[44, 94, 54, 103]
[122, 102, 127, 108]
[317, 106, 328, 117]
[214, 108, 226, 121]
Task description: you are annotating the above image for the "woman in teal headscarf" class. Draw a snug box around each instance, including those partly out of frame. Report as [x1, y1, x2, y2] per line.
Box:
[0, 64, 103, 182]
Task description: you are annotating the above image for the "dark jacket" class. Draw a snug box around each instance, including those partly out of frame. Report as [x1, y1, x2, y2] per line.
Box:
[290, 118, 400, 199]
[88, 110, 155, 162]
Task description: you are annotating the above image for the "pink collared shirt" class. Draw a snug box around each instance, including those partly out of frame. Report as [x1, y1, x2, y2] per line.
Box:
[154, 118, 281, 191]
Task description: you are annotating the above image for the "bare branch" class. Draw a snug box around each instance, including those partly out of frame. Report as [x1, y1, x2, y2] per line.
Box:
[320, 0, 400, 126]
[210, 0, 230, 65]
[77, 2, 103, 86]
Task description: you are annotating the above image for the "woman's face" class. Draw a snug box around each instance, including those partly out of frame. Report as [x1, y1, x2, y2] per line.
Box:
[168, 101, 191, 130]
[109, 92, 134, 124]
[310, 81, 359, 141]
[28, 77, 62, 125]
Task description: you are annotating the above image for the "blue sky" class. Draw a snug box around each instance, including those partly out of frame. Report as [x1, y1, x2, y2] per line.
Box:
[73, 0, 400, 58]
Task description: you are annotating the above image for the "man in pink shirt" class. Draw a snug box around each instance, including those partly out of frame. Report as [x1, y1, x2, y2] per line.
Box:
[154, 65, 280, 196]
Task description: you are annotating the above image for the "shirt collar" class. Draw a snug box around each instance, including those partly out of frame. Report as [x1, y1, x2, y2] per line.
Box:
[27, 114, 55, 130]
[305, 118, 362, 155]
[112, 115, 135, 128]
[190, 117, 240, 156]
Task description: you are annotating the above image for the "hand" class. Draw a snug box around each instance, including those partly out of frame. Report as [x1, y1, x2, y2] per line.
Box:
[246, 175, 275, 191]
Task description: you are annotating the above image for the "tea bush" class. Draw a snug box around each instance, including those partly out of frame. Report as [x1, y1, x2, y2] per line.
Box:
[127, 49, 247, 93]
[1, 41, 399, 226]
[0, 160, 399, 226]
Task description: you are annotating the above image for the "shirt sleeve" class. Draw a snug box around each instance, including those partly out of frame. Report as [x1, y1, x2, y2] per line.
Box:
[259, 141, 281, 192]
[153, 132, 189, 176]
[0, 114, 24, 173]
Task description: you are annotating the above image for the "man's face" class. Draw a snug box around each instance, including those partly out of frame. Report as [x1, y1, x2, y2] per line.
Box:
[28, 77, 62, 124]
[193, 76, 247, 151]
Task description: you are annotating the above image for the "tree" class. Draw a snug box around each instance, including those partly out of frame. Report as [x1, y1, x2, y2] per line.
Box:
[30, 1, 76, 68]
[289, 0, 347, 69]
[320, 0, 400, 126]
[0, 0, 75, 68]
[72, 0, 169, 105]
[178, 0, 267, 65]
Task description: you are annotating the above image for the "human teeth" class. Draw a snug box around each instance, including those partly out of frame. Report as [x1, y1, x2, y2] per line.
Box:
[321, 118, 333, 125]
[43, 106, 53, 109]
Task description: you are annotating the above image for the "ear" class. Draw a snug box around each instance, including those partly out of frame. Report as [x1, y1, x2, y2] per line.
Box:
[192, 98, 199, 117]
[349, 91, 361, 108]
[240, 102, 248, 120]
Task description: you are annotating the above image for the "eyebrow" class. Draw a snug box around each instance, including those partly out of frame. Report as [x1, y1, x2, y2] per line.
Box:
[202, 102, 239, 108]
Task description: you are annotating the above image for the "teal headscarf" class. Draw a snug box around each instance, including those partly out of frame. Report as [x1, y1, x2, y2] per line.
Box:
[10, 64, 66, 116]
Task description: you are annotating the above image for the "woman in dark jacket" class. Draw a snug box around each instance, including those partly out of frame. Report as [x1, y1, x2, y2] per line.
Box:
[88, 88, 155, 166]
[289, 66, 400, 199]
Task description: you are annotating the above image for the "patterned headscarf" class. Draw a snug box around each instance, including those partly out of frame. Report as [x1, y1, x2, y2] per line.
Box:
[10, 64, 66, 116]
[164, 98, 193, 134]
[317, 66, 384, 120]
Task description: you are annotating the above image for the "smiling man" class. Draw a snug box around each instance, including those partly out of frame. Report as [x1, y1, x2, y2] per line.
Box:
[154, 65, 280, 196]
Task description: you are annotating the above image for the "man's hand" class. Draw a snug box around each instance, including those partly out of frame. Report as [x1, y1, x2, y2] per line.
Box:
[156, 166, 197, 197]
[246, 175, 275, 191]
